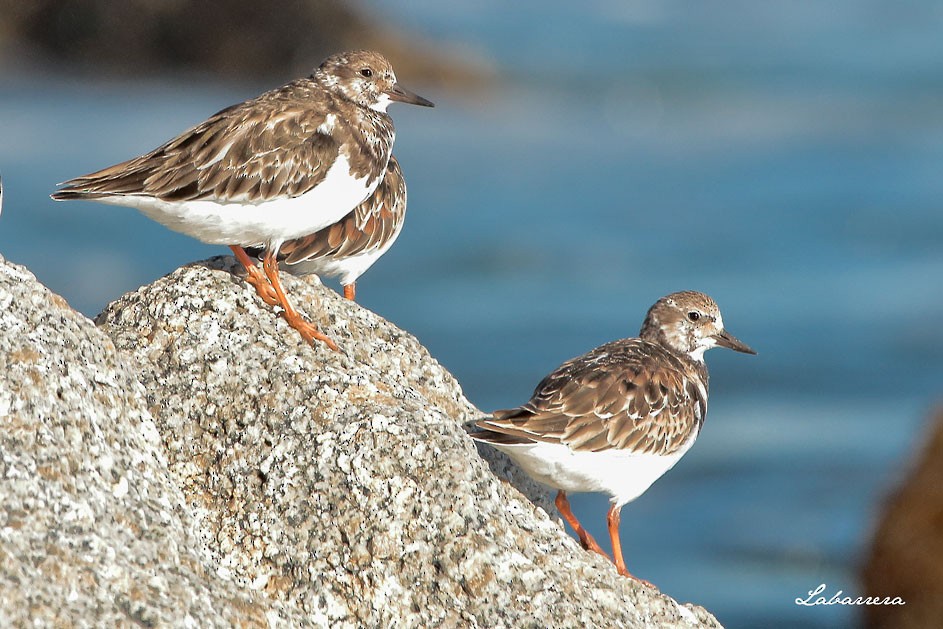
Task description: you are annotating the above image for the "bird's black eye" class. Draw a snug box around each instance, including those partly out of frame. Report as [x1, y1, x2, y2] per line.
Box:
[360, 68, 373, 77]
[687, 311, 701, 322]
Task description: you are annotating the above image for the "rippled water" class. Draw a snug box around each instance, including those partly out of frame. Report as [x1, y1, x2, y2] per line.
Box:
[2, 2, 943, 626]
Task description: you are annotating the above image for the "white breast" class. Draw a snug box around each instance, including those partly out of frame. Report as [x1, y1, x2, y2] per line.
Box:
[96, 155, 376, 247]
[487, 431, 699, 507]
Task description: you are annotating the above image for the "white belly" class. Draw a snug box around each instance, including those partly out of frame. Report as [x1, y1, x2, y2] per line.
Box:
[98, 155, 376, 247]
[488, 432, 698, 507]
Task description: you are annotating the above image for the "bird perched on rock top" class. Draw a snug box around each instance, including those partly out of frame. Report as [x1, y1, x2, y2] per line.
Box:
[52, 50, 433, 351]
[469, 291, 755, 584]
[245, 154, 407, 302]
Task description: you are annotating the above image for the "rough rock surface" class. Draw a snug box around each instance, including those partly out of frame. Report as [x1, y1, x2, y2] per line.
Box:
[0, 254, 294, 627]
[862, 407, 943, 629]
[1, 252, 722, 627]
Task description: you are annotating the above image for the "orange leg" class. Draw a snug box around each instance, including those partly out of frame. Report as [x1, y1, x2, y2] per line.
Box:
[260, 250, 339, 351]
[229, 246, 279, 307]
[607, 504, 654, 587]
[556, 491, 609, 559]
[343, 283, 356, 301]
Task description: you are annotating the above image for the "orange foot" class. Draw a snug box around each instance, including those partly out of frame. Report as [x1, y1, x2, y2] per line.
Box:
[230, 246, 280, 306]
[230, 245, 340, 352]
[261, 249, 339, 352]
[556, 491, 610, 560]
[616, 565, 656, 588]
[607, 504, 655, 588]
[277, 304, 340, 351]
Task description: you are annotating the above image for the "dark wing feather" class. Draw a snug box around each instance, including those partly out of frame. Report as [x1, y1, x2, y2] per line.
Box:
[52, 82, 345, 203]
[275, 155, 407, 264]
[475, 339, 708, 456]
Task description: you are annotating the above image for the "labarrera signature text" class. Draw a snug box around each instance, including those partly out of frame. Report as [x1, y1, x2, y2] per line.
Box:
[795, 583, 904, 606]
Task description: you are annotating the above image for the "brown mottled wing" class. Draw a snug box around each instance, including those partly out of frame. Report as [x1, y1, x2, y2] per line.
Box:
[276, 155, 406, 263]
[474, 339, 707, 455]
[52, 81, 342, 203]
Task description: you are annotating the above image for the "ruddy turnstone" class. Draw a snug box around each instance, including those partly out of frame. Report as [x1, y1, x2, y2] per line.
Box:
[244, 154, 406, 302]
[470, 291, 755, 583]
[51, 50, 433, 350]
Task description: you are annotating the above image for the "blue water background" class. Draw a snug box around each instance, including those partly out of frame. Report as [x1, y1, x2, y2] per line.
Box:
[2, 2, 943, 627]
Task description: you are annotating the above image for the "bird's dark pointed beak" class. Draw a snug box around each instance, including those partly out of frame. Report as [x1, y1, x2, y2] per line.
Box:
[713, 329, 756, 355]
[387, 83, 434, 107]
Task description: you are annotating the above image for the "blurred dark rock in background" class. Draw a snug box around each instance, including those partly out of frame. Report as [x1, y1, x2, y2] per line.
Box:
[0, 0, 491, 87]
[862, 406, 943, 629]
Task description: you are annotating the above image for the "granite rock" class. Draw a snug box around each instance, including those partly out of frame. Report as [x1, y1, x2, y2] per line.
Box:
[0, 254, 296, 627]
[95, 256, 721, 628]
[0, 251, 722, 627]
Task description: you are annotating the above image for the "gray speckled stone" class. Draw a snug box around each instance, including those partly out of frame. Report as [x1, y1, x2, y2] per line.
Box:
[94, 256, 723, 629]
[0, 255, 295, 627]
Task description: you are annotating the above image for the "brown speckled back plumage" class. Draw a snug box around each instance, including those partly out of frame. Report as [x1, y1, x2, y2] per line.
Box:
[52, 51, 399, 205]
[475, 291, 755, 457]
[481, 338, 708, 455]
